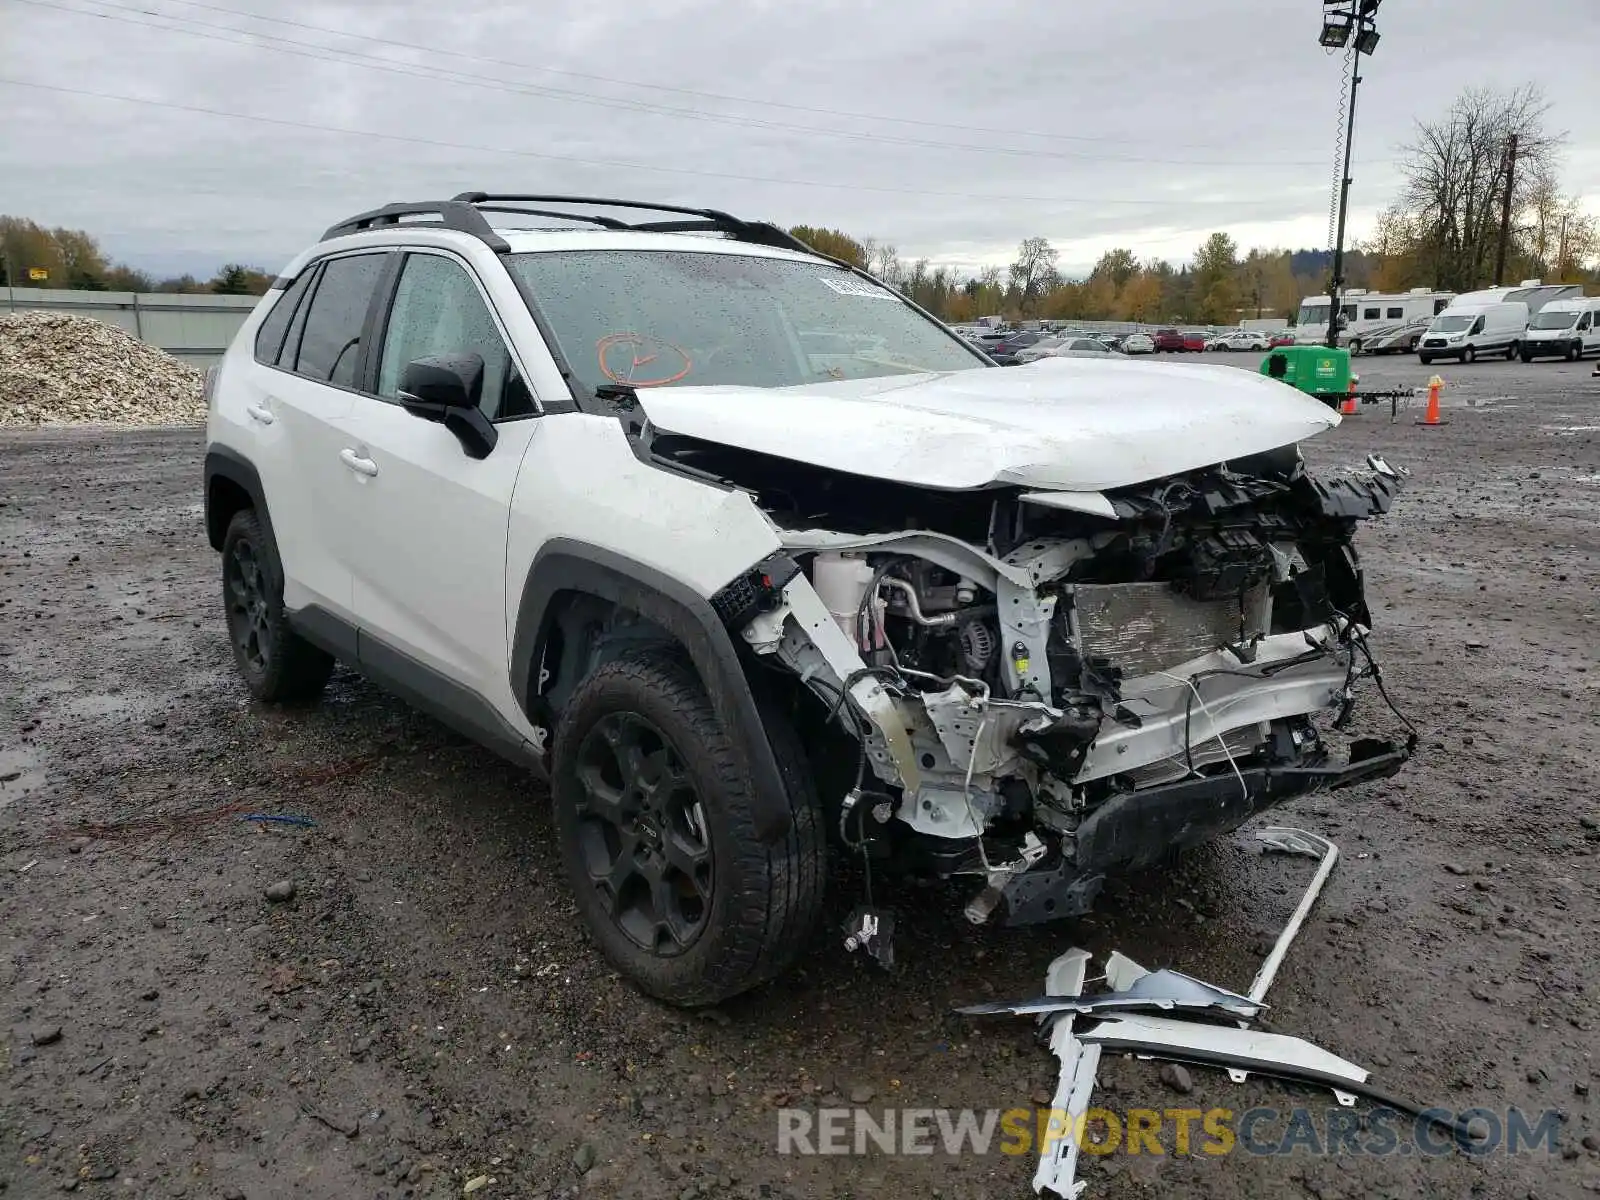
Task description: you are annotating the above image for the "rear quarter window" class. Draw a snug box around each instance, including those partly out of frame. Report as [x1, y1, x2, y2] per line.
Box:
[253, 271, 314, 366]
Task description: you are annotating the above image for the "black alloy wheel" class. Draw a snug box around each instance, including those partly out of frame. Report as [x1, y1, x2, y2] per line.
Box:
[225, 537, 273, 675]
[571, 712, 714, 955]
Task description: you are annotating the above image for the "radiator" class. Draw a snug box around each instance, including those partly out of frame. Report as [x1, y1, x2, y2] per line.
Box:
[1070, 580, 1271, 679]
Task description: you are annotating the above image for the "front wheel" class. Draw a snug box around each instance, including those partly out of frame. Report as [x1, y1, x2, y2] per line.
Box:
[221, 510, 334, 703]
[1349, 340, 1363, 356]
[551, 652, 826, 1006]
[1418, 353, 1433, 365]
[1462, 345, 1477, 364]
[1521, 351, 1534, 363]
[1567, 341, 1582, 362]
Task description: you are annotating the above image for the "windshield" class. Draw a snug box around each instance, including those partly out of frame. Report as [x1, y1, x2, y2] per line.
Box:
[1531, 309, 1579, 330]
[507, 249, 984, 392]
[1297, 304, 1330, 326]
[1430, 314, 1473, 332]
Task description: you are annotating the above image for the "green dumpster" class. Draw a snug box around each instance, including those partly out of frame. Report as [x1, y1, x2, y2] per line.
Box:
[1260, 344, 1352, 403]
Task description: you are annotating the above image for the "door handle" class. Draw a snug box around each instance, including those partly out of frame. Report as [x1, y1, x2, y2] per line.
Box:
[339, 448, 379, 477]
[245, 404, 275, 426]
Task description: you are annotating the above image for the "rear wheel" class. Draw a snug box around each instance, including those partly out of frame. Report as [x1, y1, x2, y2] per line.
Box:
[1506, 341, 1519, 361]
[1462, 345, 1477, 364]
[551, 651, 826, 1006]
[221, 510, 334, 703]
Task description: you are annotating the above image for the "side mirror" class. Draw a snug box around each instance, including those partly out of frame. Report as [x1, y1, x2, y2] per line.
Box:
[398, 354, 498, 460]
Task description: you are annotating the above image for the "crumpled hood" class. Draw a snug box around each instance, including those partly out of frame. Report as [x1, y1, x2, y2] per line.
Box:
[636, 357, 1339, 492]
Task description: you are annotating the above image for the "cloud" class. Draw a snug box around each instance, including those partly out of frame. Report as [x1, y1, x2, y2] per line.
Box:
[3, 0, 1597, 277]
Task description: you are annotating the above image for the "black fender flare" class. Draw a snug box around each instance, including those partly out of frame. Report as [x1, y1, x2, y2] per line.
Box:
[511, 539, 793, 844]
[203, 446, 276, 556]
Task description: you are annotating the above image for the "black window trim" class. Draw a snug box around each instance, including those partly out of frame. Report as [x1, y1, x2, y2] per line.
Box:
[257, 249, 396, 400]
[366, 246, 545, 424]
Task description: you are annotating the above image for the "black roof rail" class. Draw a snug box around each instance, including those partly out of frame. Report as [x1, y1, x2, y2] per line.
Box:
[320, 201, 512, 252]
[322, 193, 837, 264]
[448, 194, 825, 259]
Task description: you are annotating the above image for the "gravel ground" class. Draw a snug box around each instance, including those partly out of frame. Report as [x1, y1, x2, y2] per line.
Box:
[1, 356, 1597, 1199]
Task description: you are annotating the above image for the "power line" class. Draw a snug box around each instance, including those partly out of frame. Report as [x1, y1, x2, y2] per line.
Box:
[70, 0, 1330, 155]
[0, 75, 1340, 210]
[11, 0, 1359, 171]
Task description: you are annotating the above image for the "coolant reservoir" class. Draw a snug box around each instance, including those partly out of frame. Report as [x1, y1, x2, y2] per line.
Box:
[810, 552, 877, 646]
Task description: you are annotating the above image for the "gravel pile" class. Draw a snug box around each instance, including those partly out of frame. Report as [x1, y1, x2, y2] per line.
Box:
[0, 312, 206, 427]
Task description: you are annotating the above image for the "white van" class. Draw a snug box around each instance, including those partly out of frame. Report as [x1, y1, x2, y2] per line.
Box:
[1520, 296, 1600, 362]
[1418, 301, 1529, 364]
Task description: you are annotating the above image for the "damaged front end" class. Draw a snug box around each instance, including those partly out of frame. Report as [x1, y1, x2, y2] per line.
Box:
[700, 436, 1415, 928]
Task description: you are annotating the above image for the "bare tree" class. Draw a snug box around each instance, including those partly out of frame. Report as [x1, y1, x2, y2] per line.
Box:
[1397, 84, 1564, 290]
[1008, 237, 1058, 316]
[868, 241, 903, 286]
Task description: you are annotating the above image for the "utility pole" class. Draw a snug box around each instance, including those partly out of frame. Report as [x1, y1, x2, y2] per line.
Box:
[1325, 50, 1361, 348]
[1557, 212, 1569, 280]
[1494, 132, 1518, 286]
[1318, 0, 1383, 350]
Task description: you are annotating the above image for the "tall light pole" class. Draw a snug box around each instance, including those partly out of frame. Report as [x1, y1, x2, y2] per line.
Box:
[1319, 0, 1382, 349]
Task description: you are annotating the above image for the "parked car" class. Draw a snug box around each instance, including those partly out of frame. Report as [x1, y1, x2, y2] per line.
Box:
[204, 191, 1411, 1005]
[1036, 336, 1121, 359]
[1152, 329, 1189, 352]
[986, 330, 1049, 365]
[1121, 332, 1156, 354]
[1268, 332, 1297, 348]
[1095, 333, 1127, 351]
[1206, 330, 1272, 352]
[1012, 335, 1067, 364]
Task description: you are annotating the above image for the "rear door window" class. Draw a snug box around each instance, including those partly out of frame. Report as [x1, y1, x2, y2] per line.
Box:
[293, 253, 389, 387]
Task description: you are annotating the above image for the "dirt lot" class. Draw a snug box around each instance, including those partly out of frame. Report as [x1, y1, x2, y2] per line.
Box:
[2, 356, 1598, 1199]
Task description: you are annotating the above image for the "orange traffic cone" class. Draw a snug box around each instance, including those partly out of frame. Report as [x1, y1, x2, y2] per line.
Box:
[1339, 379, 1358, 416]
[1416, 375, 1447, 426]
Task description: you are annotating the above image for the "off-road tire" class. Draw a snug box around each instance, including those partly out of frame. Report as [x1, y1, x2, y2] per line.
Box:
[221, 509, 334, 703]
[551, 650, 826, 1006]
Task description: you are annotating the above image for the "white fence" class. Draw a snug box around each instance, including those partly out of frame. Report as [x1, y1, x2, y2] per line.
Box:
[1, 286, 259, 367]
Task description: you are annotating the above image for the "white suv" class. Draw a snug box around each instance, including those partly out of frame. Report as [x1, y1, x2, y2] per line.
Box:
[205, 194, 1413, 1005]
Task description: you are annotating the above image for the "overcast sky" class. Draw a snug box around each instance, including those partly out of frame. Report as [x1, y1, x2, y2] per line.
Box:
[3, 0, 1598, 279]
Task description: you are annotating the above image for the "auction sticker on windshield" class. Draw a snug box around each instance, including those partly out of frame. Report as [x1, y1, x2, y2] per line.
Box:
[819, 275, 898, 300]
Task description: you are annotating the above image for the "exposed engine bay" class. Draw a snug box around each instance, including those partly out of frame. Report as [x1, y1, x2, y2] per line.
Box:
[682, 427, 1416, 930]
